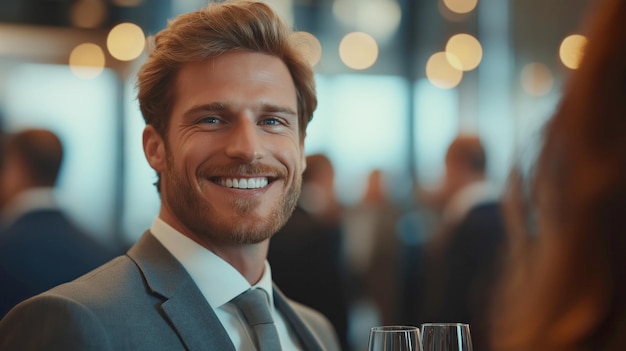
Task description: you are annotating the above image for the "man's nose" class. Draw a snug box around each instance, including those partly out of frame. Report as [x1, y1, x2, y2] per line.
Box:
[224, 118, 265, 163]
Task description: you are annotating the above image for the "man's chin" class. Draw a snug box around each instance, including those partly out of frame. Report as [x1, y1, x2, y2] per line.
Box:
[229, 214, 287, 243]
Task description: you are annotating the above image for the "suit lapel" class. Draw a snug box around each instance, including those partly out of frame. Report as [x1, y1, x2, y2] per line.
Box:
[273, 286, 324, 351]
[128, 232, 235, 351]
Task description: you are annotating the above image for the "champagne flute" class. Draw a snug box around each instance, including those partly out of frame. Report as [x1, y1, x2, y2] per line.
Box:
[420, 323, 473, 351]
[368, 326, 422, 351]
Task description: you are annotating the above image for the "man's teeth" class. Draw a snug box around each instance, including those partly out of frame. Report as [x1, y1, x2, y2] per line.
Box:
[221, 178, 269, 189]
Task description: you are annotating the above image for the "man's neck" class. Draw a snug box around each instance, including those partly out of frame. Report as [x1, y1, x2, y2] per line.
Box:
[158, 210, 269, 285]
[199, 238, 269, 286]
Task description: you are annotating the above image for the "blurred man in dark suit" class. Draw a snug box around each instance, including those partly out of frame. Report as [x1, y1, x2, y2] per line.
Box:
[0, 128, 115, 318]
[409, 135, 505, 351]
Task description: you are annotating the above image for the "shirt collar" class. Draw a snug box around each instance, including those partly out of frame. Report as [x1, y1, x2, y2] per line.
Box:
[1, 187, 58, 225]
[149, 217, 275, 309]
[442, 180, 501, 224]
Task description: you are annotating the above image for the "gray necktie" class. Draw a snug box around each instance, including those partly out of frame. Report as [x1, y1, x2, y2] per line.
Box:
[232, 288, 282, 351]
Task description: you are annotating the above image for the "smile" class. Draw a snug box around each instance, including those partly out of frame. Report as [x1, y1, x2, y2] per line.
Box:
[217, 177, 269, 189]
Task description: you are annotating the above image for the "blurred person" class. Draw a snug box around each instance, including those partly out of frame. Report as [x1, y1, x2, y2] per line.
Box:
[409, 134, 505, 351]
[343, 169, 404, 328]
[269, 153, 350, 350]
[490, 0, 626, 350]
[0, 1, 340, 350]
[0, 128, 116, 318]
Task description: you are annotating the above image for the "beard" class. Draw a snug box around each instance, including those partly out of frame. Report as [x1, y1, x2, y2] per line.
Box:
[161, 151, 301, 245]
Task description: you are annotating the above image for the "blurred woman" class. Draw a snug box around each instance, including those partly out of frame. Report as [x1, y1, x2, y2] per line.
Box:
[490, 0, 626, 350]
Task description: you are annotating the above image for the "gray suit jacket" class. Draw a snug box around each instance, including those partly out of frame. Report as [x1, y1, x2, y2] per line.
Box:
[0, 232, 341, 351]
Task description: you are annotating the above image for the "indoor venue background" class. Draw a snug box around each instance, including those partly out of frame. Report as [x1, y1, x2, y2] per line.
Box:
[0, 0, 593, 249]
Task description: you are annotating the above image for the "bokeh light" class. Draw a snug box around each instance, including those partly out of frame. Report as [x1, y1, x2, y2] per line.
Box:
[291, 31, 322, 67]
[445, 33, 482, 71]
[520, 62, 554, 96]
[443, 0, 478, 14]
[559, 34, 587, 69]
[339, 32, 379, 70]
[107, 23, 146, 61]
[69, 43, 106, 79]
[426, 52, 463, 89]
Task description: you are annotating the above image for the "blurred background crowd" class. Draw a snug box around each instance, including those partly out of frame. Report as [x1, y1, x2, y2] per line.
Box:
[4, 0, 621, 350]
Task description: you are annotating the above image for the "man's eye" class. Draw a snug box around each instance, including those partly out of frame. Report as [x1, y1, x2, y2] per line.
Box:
[260, 118, 281, 126]
[200, 117, 220, 124]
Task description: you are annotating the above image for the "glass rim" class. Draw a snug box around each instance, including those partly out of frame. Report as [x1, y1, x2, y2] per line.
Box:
[371, 325, 420, 332]
[420, 323, 470, 327]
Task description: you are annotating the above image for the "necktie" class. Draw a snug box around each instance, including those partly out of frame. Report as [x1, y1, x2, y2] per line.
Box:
[232, 288, 282, 351]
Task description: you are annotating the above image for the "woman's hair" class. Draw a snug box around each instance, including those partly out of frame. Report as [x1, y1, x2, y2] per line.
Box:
[136, 0, 316, 140]
[490, 0, 626, 350]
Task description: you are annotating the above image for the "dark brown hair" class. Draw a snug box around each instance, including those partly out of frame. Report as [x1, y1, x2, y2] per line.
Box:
[6, 129, 63, 187]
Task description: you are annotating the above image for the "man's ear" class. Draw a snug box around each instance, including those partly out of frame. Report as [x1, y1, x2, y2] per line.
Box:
[143, 125, 166, 172]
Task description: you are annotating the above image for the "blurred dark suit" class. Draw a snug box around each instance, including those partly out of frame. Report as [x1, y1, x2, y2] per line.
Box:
[0, 207, 115, 318]
[269, 206, 350, 351]
[430, 201, 504, 350]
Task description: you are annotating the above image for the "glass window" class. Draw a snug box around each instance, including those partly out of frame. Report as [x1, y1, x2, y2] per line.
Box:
[2, 63, 118, 246]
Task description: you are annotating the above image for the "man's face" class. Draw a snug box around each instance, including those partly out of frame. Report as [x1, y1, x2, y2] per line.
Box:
[144, 51, 305, 246]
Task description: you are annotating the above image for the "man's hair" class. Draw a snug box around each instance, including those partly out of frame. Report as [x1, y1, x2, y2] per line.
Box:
[136, 0, 317, 140]
[6, 129, 63, 187]
[445, 135, 486, 174]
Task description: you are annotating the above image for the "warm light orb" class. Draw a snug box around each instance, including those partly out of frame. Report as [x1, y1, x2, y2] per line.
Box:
[69, 43, 106, 79]
[107, 22, 146, 61]
[426, 51, 463, 89]
[339, 32, 379, 70]
[291, 31, 322, 67]
[520, 62, 554, 96]
[445, 33, 482, 71]
[559, 34, 587, 69]
[443, 0, 478, 14]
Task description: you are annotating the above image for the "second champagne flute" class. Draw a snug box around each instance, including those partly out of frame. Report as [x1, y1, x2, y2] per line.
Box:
[420, 323, 473, 351]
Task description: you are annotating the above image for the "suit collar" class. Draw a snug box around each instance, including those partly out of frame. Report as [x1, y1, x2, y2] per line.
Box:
[128, 232, 324, 351]
[128, 232, 235, 351]
[273, 285, 324, 351]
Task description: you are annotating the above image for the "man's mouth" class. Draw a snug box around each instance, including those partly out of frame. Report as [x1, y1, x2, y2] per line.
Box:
[216, 177, 270, 189]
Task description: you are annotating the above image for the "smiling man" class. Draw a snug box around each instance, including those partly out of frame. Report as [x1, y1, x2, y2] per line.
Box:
[0, 1, 340, 350]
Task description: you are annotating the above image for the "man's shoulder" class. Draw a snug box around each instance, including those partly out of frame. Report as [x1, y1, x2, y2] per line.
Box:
[52, 255, 140, 294]
[0, 252, 182, 351]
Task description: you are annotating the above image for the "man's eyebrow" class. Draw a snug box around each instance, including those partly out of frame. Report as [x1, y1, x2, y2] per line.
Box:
[260, 103, 297, 116]
[182, 102, 297, 117]
[183, 102, 227, 116]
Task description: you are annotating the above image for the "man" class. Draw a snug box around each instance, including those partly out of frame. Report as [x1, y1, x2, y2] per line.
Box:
[0, 1, 340, 350]
[0, 128, 116, 318]
[409, 135, 505, 351]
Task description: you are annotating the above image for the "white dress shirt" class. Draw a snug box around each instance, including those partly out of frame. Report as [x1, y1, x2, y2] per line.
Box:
[1, 187, 58, 226]
[150, 217, 303, 350]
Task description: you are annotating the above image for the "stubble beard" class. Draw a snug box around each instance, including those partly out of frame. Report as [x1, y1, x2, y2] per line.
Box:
[163, 153, 301, 245]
